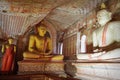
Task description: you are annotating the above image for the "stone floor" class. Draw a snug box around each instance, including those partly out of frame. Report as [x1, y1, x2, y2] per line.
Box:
[0, 73, 80, 80]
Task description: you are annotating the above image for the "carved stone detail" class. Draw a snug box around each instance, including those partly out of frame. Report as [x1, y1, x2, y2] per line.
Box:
[18, 60, 65, 74]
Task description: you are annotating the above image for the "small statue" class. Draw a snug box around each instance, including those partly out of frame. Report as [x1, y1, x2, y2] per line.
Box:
[23, 24, 64, 61]
[1, 37, 16, 73]
[77, 9, 120, 60]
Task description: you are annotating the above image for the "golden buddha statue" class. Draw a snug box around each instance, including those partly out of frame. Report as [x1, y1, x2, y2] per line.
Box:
[23, 24, 64, 61]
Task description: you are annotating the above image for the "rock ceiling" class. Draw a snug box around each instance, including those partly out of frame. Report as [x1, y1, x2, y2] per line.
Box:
[0, 0, 108, 37]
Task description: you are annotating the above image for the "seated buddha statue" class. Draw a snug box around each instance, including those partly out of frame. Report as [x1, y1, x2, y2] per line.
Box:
[77, 9, 120, 60]
[23, 24, 64, 61]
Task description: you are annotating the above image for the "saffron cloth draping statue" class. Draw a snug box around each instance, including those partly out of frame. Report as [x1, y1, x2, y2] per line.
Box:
[1, 37, 16, 73]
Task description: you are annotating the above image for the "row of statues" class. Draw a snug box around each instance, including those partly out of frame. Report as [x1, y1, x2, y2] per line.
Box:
[1, 8, 120, 73]
[23, 9, 120, 61]
[1, 24, 64, 73]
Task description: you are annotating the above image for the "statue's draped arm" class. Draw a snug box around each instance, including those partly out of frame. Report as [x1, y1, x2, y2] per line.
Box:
[28, 35, 35, 52]
[45, 38, 52, 55]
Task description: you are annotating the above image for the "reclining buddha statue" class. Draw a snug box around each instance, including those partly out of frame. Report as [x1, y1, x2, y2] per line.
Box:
[77, 9, 120, 60]
[23, 24, 64, 61]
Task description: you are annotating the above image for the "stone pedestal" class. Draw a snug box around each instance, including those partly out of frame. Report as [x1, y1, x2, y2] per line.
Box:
[18, 60, 65, 75]
[65, 60, 120, 80]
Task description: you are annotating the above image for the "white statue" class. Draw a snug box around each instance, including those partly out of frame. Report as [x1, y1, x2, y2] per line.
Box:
[77, 9, 120, 60]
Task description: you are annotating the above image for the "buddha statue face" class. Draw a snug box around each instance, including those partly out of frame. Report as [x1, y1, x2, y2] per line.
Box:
[8, 38, 13, 44]
[37, 26, 47, 37]
[97, 10, 112, 26]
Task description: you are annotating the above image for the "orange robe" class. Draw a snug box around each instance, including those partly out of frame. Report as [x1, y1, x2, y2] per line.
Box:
[1, 45, 15, 72]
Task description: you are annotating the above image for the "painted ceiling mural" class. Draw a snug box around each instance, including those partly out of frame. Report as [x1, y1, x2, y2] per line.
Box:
[0, 0, 69, 38]
[0, 0, 110, 38]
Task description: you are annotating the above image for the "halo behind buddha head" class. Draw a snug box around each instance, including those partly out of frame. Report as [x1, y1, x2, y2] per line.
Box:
[36, 24, 47, 29]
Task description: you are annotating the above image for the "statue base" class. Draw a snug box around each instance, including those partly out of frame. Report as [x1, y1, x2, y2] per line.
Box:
[18, 60, 65, 75]
[65, 60, 120, 80]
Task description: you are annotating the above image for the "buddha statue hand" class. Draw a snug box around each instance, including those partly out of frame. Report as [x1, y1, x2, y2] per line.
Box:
[93, 48, 103, 53]
[38, 53, 52, 58]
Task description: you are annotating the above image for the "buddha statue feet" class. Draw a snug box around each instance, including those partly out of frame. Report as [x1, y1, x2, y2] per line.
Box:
[23, 53, 64, 61]
[50, 55, 64, 61]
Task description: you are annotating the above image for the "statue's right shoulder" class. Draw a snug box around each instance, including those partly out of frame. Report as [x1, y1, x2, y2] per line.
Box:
[30, 34, 37, 37]
[29, 34, 37, 39]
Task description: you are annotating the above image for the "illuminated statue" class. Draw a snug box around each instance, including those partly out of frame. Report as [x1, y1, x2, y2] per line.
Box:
[1, 37, 16, 72]
[77, 9, 120, 60]
[23, 24, 64, 61]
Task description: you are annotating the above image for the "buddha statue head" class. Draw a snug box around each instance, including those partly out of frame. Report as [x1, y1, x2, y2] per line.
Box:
[37, 24, 47, 37]
[8, 37, 14, 45]
[97, 9, 112, 26]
